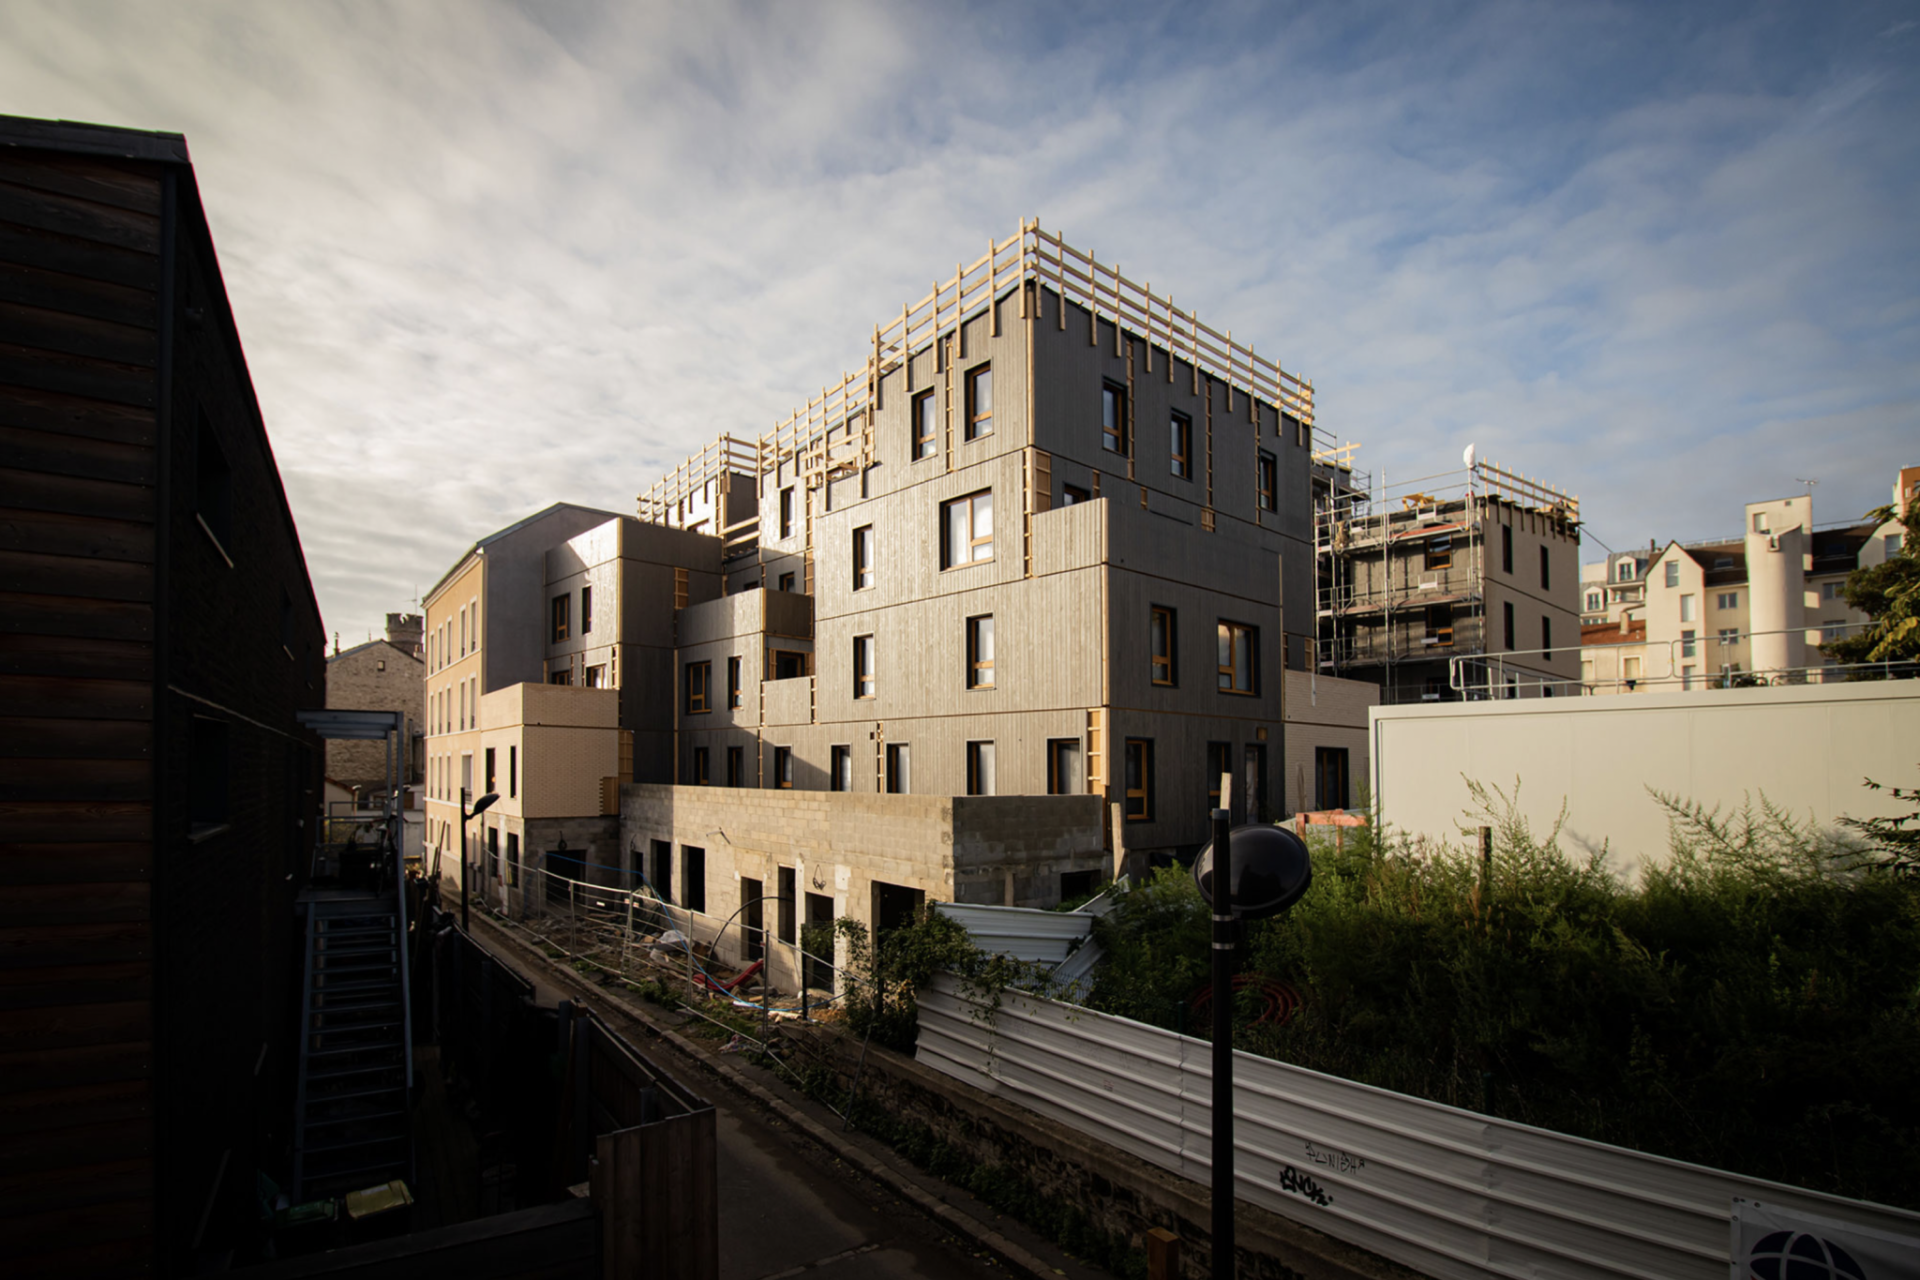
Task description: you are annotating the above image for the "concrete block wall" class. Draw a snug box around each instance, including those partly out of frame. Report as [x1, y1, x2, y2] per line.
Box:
[325, 640, 425, 787]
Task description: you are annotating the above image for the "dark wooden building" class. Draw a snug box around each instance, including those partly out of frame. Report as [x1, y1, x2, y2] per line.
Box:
[0, 115, 326, 1275]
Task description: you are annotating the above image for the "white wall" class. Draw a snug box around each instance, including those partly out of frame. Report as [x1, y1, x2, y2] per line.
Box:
[1370, 680, 1920, 875]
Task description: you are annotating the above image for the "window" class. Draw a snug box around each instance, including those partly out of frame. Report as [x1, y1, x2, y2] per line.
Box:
[1101, 382, 1128, 454]
[1429, 604, 1454, 647]
[1217, 621, 1257, 694]
[1123, 739, 1153, 821]
[853, 635, 875, 699]
[830, 745, 851, 791]
[886, 743, 910, 794]
[1256, 451, 1277, 512]
[1503, 602, 1515, 650]
[581, 584, 592, 634]
[728, 656, 742, 709]
[686, 660, 711, 713]
[1586, 591, 1601, 612]
[1540, 546, 1550, 589]
[485, 748, 496, 795]
[741, 876, 764, 961]
[1665, 561, 1680, 588]
[1150, 606, 1176, 685]
[1314, 747, 1350, 812]
[1718, 628, 1739, 647]
[778, 572, 795, 593]
[1244, 743, 1268, 822]
[853, 525, 874, 590]
[1543, 615, 1553, 653]
[942, 490, 993, 567]
[506, 832, 519, 888]
[1753, 512, 1769, 533]
[1720, 591, 1741, 609]
[965, 363, 993, 440]
[509, 745, 517, 797]
[773, 746, 793, 789]
[461, 752, 472, 799]
[1207, 741, 1231, 811]
[194, 410, 232, 555]
[1170, 411, 1192, 479]
[1681, 665, 1697, 691]
[966, 740, 996, 796]
[691, 746, 709, 786]
[1624, 656, 1642, 681]
[727, 746, 744, 787]
[584, 664, 604, 688]
[551, 593, 570, 641]
[777, 867, 796, 944]
[1425, 535, 1453, 572]
[1680, 593, 1696, 623]
[913, 389, 937, 460]
[774, 650, 806, 679]
[967, 615, 994, 689]
[640, 840, 671, 902]
[1618, 560, 1634, 583]
[1681, 629, 1696, 658]
[779, 486, 795, 539]
[1888, 533, 1904, 556]
[1502, 525, 1513, 575]
[1582, 659, 1594, 683]
[1047, 739, 1081, 795]
[1820, 620, 1846, 643]
[1061, 483, 1090, 506]
[682, 846, 706, 913]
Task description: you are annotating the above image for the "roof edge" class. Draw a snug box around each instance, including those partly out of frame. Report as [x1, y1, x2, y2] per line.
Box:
[0, 114, 191, 164]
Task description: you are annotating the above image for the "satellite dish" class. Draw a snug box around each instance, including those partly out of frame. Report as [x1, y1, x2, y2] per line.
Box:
[1463, 443, 1477, 470]
[1193, 824, 1312, 920]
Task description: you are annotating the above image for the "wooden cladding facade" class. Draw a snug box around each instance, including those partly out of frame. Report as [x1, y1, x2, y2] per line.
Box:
[0, 118, 326, 1276]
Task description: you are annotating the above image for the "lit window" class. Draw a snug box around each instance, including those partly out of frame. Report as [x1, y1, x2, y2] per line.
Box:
[1257, 451, 1277, 512]
[1123, 739, 1153, 820]
[942, 490, 993, 568]
[965, 363, 993, 440]
[913, 389, 937, 460]
[1217, 621, 1257, 694]
[686, 660, 711, 713]
[1101, 383, 1127, 454]
[1150, 606, 1176, 685]
[966, 740, 996, 796]
[853, 635, 875, 699]
[967, 615, 994, 689]
[1170, 411, 1192, 479]
[853, 525, 875, 590]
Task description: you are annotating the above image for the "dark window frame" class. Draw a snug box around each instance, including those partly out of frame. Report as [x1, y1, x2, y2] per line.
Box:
[853, 634, 876, 700]
[1123, 738, 1154, 821]
[966, 740, 996, 796]
[965, 362, 993, 440]
[552, 593, 570, 642]
[830, 745, 851, 792]
[913, 388, 937, 460]
[1170, 410, 1192, 479]
[1101, 382, 1128, 455]
[1047, 738, 1080, 795]
[853, 524, 875, 590]
[1217, 620, 1259, 695]
[581, 584, 592, 634]
[967, 614, 995, 689]
[686, 660, 712, 713]
[1257, 450, 1277, 512]
[1151, 605, 1177, 686]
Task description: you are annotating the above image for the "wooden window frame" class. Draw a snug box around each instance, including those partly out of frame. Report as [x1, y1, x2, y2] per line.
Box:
[967, 614, 995, 689]
[1425, 535, 1453, 572]
[1101, 382, 1128, 455]
[551, 593, 570, 642]
[1256, 451, 1277, 512]
[1217, 620, 1258, 695]
[1170, 410, 1192, 479]
[727, 656, 742, 709]
[686, 660, 711, 713]
[773, 746, 793, 789]
[941, 489, 993, 568]
[691, 746, 709, 786]
[853, 525, 874, 590]
[965, 362, 993, 440]
[1046, 738, 1080, 795]
[913, 389, 937, 460]
[853, 634, 875, 700]
[779, 486, 795, 540]
[1429, 604, 1455, 648]
[1124, 738, 1153, 821]
[1150, 606, 1176, 686]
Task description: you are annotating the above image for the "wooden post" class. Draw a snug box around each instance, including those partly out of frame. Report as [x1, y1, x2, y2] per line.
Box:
[1146, 1228, 1181, 1280]
[1479, 825, 1493, 921]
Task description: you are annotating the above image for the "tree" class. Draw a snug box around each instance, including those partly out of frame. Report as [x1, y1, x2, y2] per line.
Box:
[1823, 495, 1918, 668]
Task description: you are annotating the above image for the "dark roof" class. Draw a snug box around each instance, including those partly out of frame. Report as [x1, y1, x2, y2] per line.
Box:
[0, 114, 190, 164]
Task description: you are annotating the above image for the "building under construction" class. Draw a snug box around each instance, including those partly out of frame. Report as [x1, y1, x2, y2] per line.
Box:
[1312, 446, 1583, 702]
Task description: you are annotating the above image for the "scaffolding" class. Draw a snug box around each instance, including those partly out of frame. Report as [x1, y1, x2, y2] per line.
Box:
[633, 218, 1319, 551]
[1313, 447, 1578, 700]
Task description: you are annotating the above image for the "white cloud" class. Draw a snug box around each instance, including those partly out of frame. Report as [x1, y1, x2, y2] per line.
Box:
[0, 0, 1913, 635]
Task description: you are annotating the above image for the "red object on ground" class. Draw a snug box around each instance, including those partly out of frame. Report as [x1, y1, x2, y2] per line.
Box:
[696, 958, 765, 995]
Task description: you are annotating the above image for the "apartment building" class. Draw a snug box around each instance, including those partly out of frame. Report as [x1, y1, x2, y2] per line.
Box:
[1313, 453, 1584, 701]
[1578, 467, 1912, 693]
[324, 613, 425, 795]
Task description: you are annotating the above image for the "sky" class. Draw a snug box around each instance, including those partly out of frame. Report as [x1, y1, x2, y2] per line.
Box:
[3, 1, 1916, 642]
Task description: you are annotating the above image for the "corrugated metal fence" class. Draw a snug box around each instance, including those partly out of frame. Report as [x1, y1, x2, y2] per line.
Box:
[916, 975, 1920, 1280]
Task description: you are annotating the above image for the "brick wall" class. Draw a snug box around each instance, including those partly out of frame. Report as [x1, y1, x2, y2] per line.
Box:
[325, 640, 424, 787]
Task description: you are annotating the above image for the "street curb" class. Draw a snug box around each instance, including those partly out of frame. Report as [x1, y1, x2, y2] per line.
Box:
[471, 915, 1072, 1280]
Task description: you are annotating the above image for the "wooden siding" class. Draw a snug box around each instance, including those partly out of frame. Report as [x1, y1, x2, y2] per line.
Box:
[0, 145, 162, 1276]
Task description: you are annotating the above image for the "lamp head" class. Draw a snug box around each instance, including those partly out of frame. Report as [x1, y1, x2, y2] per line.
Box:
[470, 792, 500, 817]
[1193, 824, 1312, 919]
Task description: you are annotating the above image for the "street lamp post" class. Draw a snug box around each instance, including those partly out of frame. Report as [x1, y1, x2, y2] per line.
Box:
[459, 789, 499, 932]
[1194, 813, 1311, 1280]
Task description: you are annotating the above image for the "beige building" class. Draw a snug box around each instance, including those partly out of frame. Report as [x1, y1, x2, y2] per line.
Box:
[323, 613, 425, 795]
[1282, 668, 1379, 811]
[1578, 466, 1912, 693]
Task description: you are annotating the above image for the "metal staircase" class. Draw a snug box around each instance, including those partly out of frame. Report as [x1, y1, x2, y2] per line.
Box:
[291, 898, 414, 1200]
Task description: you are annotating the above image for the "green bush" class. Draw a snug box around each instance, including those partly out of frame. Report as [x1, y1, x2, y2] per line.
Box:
[1087, 784, 1920, 1208]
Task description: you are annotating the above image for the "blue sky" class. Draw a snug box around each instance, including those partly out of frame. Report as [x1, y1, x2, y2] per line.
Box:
[3, 1, 1915, 640]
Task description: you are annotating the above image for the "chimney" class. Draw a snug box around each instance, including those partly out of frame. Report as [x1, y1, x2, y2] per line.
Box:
[386, 612, 424, 657]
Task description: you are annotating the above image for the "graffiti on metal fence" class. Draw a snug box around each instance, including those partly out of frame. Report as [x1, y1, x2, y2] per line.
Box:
[1275, 1164, 1333, 1208]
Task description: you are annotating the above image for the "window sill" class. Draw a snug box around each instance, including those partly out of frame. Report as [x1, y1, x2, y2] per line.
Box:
[940, 557, 993, 573]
